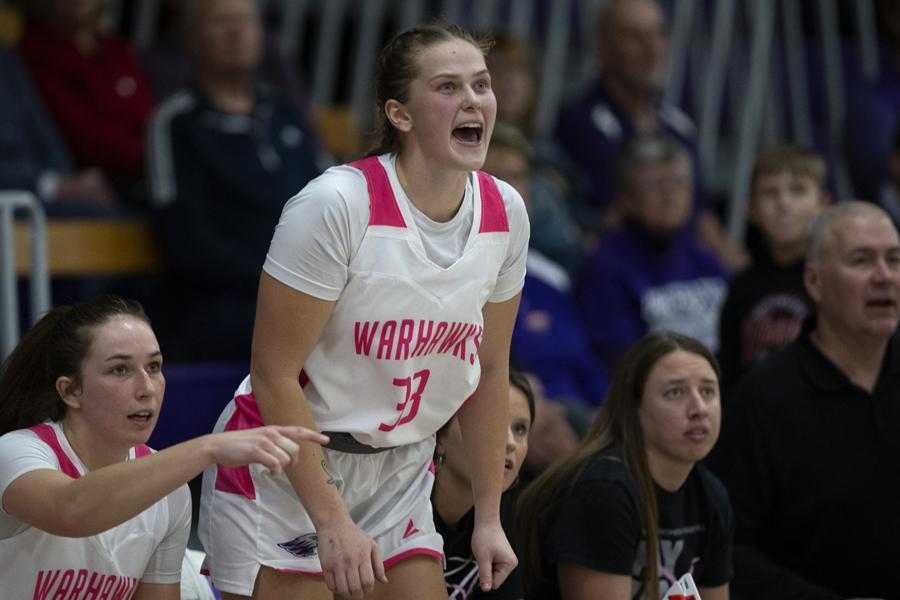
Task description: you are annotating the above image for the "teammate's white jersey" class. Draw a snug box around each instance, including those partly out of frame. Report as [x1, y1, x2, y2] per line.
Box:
[258, 153, 529, 447]
[0, 421, 191, 600]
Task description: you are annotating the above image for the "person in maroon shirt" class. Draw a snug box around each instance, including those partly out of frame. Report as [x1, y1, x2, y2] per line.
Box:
[19, 0, 155, 202]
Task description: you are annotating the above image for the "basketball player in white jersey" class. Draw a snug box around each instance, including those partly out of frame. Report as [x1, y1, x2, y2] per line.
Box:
[199, 22, 530, 600]
[0, 295, 327, 599]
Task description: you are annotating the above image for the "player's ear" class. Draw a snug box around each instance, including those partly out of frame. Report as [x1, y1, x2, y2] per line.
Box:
[385, 99, 413, 133]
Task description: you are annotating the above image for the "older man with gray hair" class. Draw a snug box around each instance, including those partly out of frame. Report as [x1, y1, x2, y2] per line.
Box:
[710, 201, 900, 599]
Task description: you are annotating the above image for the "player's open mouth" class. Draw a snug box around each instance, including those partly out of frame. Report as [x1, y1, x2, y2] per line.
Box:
[452, 122, 483, 145]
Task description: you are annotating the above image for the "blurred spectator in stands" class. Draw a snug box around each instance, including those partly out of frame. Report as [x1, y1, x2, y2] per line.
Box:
[142, 0, 328, 165]
[845, 0, 900, 202]
[485, 126, 601, 409]
[146, 0, 322, 361]
[554, 0, 682, 221]
[519, 375, 581, 481]
[554, 0, 745, 269]
[709, 201, 900, 599]
[138, 0, 192, 103]
[576, 133, 729, 379]
[482, 126, 584, 473]
[514, 246, 605, 414]
[142, 0, 322, 152]
[0, 44, 120, 215]
[486, 31, 540, 144]
[18, 0, 155, 204]
[488, 31, 588, 259]
[718, 145, 829, 393]
[486, 124, 582, 273]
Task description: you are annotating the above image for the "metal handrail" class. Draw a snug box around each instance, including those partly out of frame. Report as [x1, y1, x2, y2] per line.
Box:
[819, 0, 853, 202]
[0, 191, 50, 360]
[663, 0, 697, 110]
[782, 0, 813, 146]
[727, 0, 776, 244]
[698, 0, 736, 180]
[535, 0, 575, 136]
[855, 0, 879, 81]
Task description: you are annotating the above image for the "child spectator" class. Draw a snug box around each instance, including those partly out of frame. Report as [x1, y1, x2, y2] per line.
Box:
[717, 145, 829, 392]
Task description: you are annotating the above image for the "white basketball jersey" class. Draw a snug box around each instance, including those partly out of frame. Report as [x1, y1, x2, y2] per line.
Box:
[0, 423, 190, 599]
[240, 156, 515, 447]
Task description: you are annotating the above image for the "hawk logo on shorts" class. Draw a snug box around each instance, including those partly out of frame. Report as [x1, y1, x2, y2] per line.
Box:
[278, 533, 319, 558]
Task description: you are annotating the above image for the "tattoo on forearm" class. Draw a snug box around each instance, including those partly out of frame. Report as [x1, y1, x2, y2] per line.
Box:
[322, 460, 335, 485]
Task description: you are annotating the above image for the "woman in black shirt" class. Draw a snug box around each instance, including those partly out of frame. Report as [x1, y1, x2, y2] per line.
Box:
[518, 332, 733, 600]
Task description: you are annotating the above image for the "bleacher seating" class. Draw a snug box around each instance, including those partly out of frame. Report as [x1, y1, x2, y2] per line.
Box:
[13, 218, 162, 277]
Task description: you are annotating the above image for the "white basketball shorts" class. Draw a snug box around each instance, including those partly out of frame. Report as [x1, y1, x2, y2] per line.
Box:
[197, 404, 442, 596]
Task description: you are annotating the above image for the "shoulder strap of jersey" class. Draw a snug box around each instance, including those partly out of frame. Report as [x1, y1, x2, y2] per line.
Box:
[476, 171, 510, 233]
[28, 424, 81, 479]
[347, 156, 407, 228]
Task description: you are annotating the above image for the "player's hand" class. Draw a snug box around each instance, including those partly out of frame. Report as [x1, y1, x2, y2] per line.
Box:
[317, 516, 388, 598]
[209, 426, 329, 474]
[471, 518, 517, 592]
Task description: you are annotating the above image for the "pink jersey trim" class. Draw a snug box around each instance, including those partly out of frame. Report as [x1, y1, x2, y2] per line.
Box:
[349, 157, 407, 228]
[276, 548, 443, 577]
[384, 548, 444, 569]
[277, 566, 324, 576]
[213, 393, 263, 500]
[28, 424, 80, 479]
[133, 444, 153, 458]
[232, 394, 264, 427]
[476, 172, 510, 233]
